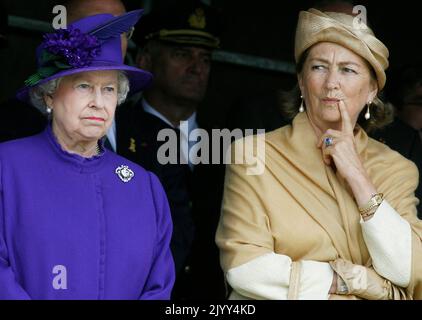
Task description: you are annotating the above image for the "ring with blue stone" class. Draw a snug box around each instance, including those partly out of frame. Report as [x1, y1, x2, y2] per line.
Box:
[324, 136, 334, 147]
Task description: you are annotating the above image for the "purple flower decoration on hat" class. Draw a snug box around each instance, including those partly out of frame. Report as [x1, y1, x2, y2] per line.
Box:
[42, 26, 101, 68]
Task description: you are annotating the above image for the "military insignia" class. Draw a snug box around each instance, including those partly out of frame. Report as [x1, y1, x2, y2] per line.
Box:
[129, 138, 136, 153]
[188, 8, 206, 29]
[115, 165, 135, 183]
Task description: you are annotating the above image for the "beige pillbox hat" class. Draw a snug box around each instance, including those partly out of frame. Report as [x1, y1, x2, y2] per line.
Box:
[295, 8, 389, 90]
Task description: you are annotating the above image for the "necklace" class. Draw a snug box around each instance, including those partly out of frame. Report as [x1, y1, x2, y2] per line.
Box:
[95, 143, 101, 155]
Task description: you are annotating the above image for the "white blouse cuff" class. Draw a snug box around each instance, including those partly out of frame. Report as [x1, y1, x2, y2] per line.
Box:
[360, 200, 412, 287]
[298, 260, 333, 300]
[226, 253, 333, 300]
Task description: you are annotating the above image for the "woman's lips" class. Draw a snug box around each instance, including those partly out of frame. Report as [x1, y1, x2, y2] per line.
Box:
[84, 117, 105, 122]
[322, 98, 340, 105]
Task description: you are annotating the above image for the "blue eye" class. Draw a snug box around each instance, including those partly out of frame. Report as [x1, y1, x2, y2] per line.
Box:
[77, 83, 90, 90]
[104, 87, 115, 93]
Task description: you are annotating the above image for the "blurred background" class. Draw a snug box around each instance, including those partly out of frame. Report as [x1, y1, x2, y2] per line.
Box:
[1, 0, 422, 127]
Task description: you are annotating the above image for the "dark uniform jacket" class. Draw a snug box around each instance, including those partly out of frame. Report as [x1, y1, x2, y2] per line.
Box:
[116, 99, 226, 299]
[0, 98, 47, 143]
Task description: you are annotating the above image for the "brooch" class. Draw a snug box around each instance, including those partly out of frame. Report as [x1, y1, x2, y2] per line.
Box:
[115, 165, 134, 183]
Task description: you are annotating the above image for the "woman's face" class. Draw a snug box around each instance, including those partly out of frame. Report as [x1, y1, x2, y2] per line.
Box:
[46, 70, 119, 142]
[298, 42, 378, 131]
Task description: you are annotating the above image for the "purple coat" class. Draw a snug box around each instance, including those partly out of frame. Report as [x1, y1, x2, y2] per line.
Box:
[0, 125, 175, 299]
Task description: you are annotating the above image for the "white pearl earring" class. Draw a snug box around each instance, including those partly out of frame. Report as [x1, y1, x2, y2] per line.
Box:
[365, 101, 372, 120]
[46, 107, 52, 114]
[299, 95, 305, 113]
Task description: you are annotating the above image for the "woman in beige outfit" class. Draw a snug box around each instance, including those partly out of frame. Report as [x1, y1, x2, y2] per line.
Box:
[216, 8, 422, 300]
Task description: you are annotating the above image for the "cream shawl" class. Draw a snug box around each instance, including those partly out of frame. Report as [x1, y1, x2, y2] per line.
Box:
[216, 112, 422, 298]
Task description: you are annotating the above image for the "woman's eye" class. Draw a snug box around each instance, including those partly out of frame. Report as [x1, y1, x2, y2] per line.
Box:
[77, 83, 91, 90]
[104, 87, 115, 93]
[311, 65, 326, 70]
[343, 67, 357, 74]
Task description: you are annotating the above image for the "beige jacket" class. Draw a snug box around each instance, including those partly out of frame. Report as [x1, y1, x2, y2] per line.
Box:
[216, 112, 422, 299]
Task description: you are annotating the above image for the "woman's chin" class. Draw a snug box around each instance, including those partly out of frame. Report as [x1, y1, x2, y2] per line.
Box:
[80, 128, 106, 141]
[321, 111, 341, 123]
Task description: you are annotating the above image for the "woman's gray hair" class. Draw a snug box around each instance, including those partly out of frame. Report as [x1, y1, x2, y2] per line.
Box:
[29, 70, 130, 115]
[278, 48, 394, 133]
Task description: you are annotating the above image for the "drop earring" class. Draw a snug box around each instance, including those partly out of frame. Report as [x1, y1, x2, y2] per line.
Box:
[364, 101, 371, 120]
[299, 95, 305, 113]
[46, 106, 52, 114]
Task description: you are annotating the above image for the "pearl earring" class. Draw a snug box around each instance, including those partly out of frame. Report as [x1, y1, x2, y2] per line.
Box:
[46, 106, 52, 114]
[299, 95, 305, 113]
[365, 101, 372, 120]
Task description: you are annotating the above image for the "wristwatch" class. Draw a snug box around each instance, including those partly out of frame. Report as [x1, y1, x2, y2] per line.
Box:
[358, 193, 383, 215]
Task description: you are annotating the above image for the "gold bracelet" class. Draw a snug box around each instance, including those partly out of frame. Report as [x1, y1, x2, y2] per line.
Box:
[361, 208, 377, 219]
[358, 193, 383, 215]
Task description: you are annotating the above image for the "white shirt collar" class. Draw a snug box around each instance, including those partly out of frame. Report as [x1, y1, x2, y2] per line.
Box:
[105, 119, 117, 152]
[142, 98, 198, 170]
[141, 98, 198, 132]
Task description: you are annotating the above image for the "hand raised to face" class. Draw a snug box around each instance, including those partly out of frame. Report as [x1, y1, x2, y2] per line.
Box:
[317, 101, 363, 179]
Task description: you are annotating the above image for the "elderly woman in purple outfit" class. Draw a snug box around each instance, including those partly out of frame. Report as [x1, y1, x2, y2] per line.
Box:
[0, 10, 175, 299]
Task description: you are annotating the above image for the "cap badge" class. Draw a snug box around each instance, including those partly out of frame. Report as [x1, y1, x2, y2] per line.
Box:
[188, 8, 206, 29]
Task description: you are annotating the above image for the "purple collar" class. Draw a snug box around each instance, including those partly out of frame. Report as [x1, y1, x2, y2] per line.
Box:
[44, 123, 108, 173]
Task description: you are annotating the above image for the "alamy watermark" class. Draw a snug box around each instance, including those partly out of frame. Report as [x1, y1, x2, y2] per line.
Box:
[52, 5, 67, 30]
[156, 122, 266, 175]
[52, 265, 67, 290]
[353, 5, 368, 30]
[50, 4, 370, 31]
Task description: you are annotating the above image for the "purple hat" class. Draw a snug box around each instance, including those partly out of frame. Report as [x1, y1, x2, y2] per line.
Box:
[17, 9, 152, 102]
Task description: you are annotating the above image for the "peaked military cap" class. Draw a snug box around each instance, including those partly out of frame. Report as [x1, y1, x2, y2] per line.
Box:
[134, 0, 223, 49]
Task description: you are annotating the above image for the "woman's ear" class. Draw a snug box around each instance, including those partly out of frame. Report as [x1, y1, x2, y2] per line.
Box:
[44, 94, 53, 109]
[368, 79, 378, 103]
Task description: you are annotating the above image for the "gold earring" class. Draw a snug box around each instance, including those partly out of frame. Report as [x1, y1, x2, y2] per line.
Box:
[365, 102, 371, 120]
[299, 95, 305, 113]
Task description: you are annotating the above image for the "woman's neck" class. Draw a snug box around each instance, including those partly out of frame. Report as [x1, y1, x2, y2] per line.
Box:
[306, 114, 340, 142]
[305, 112, 358, 143]
[52, 122, 99, 158]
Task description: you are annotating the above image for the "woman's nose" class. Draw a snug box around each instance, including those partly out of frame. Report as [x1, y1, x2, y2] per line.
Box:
[325, 69, 340, 90]
[89, 88, 106, 108]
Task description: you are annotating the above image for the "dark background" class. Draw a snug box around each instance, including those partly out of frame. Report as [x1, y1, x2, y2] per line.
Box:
[1, 0, 422, 127]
